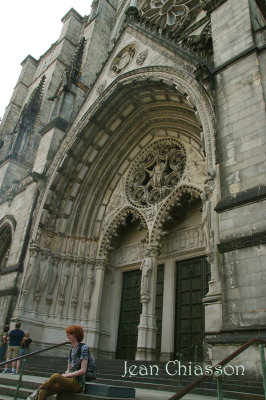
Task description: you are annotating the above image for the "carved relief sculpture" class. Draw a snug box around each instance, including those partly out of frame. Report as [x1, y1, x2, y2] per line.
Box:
[136, 49, 148, 65]
[140, 249, 153, 301]
[46, 256, 59, 303]
[111, 44, 136, 75]
[83, 265, 95, 310]
[71, 261, 83, 306]
[184, 145, 206, 185]
[58, 259, 71, 315]
[34, 252, 50, 302]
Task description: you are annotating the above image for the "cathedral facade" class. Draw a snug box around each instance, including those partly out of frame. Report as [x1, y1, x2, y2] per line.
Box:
[0, 0, 265, 378]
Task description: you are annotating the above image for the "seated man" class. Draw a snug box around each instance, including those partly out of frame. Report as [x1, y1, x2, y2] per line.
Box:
[28, 325, 89, 400]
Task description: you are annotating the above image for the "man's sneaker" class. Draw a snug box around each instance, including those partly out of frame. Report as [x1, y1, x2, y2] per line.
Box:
[26, 386, 40, 400]
[11, 371, 18, 375]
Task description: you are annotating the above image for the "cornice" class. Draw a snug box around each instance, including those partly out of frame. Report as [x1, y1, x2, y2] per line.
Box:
[218, 230, 266, 253]
[215, 185, 266, 213]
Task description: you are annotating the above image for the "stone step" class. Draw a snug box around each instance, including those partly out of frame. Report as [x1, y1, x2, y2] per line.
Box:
[1, 374, 261, 400]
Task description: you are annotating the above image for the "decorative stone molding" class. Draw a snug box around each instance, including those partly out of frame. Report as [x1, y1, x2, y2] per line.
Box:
[218, 230, 266, 253]
[161, 225, 205, 254]
[182, 22, 213, 60]
[99, 206, 148, 257]
[126, 138, 186, 207]
[103, 177, 127, 227]
[110, 242, 145, 266]
[110, 44, 137, 75]
[215, 185, 266, 213]
[151, 184, 202, 243]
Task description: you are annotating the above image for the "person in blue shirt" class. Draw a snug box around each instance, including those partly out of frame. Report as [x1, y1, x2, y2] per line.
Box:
[2, 321, 25, 374]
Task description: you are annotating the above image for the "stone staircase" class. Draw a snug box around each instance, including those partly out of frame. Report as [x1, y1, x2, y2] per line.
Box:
[0, 357, 265, 400]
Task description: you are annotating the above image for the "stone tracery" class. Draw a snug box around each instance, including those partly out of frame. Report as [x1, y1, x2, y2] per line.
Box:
[126, 138, 186, 207]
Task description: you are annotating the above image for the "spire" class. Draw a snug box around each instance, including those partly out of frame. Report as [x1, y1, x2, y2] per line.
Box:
[15, 75, 46, 133]
[48, 37, 86, 101]
[9, 76, 46, 156]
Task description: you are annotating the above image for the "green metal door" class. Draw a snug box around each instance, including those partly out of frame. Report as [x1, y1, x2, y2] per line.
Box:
[175, 257, 210, 361]
[116, 269, 142, 360]
[116, 266, 165, 360]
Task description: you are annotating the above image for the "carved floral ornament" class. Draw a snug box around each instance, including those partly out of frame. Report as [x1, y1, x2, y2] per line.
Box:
[126, 138, 186, 207]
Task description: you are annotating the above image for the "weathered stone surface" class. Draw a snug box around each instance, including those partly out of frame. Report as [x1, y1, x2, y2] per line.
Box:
[0, 0, 265, 379]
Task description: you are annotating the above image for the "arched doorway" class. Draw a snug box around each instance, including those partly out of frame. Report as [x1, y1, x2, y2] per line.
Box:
[16, 71, 219, 359]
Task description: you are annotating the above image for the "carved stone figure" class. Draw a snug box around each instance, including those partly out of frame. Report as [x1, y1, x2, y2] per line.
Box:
[111, 45, 136, 75]
[71, 261, 82, 304]
[47, 256, 59, 300]
[22, 248, 39, 295]
[147, 157, 167, 189]
[200, 188, 212, 252]
[84, 265, 94, 309]
[140, 249, 153, 300]
[136, 49, 148, 65]
[35, 252, 50, 300]
[59, 259, 71, 300]
[96, 80, 107, 95]
[185, 146, 206, 185]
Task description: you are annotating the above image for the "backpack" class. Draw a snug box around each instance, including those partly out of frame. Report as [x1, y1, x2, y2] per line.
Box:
[69, 343, 97, 381]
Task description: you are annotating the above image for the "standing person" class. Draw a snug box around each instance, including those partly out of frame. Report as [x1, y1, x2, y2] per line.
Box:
[0, 325, 9, 364]
[2, 322, 25, 374]
[27, 325, 89, 400]
[17, 332, 32, 371]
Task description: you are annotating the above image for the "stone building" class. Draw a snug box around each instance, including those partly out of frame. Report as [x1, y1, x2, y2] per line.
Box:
[0, 0, 265, 378]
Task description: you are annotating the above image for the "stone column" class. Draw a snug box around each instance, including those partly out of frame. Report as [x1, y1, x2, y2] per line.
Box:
[87, 259, 107, 353]
[160, 258, 176, 361]
[136, 245, 160, 361]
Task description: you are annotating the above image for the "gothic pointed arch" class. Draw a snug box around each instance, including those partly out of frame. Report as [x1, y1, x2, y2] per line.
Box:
[32, 65, 216, 246]
[98, 206, 148, 258]
[150, 184, 202, 245]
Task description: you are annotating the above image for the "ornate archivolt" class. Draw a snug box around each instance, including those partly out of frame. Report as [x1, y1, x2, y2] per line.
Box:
[30, 66, 216, 247]
[99, 206, 148, 258]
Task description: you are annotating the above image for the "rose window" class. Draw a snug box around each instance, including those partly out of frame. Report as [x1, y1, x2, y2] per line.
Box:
[139, 0, 190, 34]
[126, 139, 186, 207]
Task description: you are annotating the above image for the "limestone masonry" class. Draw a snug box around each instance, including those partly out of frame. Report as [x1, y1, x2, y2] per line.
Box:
[0, 0, 265, 379]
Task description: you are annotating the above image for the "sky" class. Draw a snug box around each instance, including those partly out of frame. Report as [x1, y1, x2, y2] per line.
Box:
[0, 1, 92, 121]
